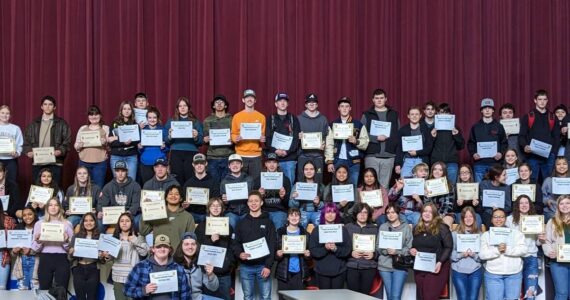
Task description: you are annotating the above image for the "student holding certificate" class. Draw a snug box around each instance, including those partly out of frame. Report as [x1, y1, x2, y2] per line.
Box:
[257, 153, 291, 230]
[394, 106, 434, 178]
[503, 149, 521, 171]
[10, 206, 38, 290]
[20, 168, 63, 219]
[542, 157, 570, 222]
[377, 203, 413, 300]
[133, 92, 150, 127]
[138, 107, 169, 184]
[358, 168, 388, 223]
[387, 163, 429, 226]
[0, 162, 21, 218]
[68, 213, 104, 300]
[183, 154, 221, 224]
[345, 203, 378, 294]
[425, 162, 456, 227]
[74, 105, 110, 189]
[195, 198, 234, 300]
[289, 161, 325, 228]
[140, 185, 195, 250]
[479, 165, 512, 228]
[231, 192, 276, 300]
[165, 97, 204, 185]
[309, 203, 351, 289]
[173, 232, 219, 300]
[409, 203, 453, 300]
[62, 167, 102, 229]
[124, 234, 191, 299]
[454, 164, 484, 226]
[108, 101, 139, 180]
[505, 195, 544, 299]
[31, 198, 74, 291]
[203, 95, 234, 184]
[0, 105, 23, 182]
[480, 208, 527, 300]
[430, 103, 465, 184]
[324, 165, 358, 224]
[297, 93, 329, 184]
[450, 207, 483, 300]
[513, 163, 544, 215]
[220, 154, 255, 229]
[542, 195, 570, 299]
[98, 160, 142, 227]
[275, 208, 311, 298]
[0, 199, 16, 289]
[499, 103, 525, 161]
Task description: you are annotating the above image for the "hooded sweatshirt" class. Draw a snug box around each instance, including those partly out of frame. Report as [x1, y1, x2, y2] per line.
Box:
[142, 174, 180, 191]
[183, 263, 219, 300]
[232, 212, 276, 268]
[297, 111, 329, 157]
[140, 207, 195, 250]
[99, 177, 141, 216]
[377, 220, 413, 271]
[220, 172, 255, 215]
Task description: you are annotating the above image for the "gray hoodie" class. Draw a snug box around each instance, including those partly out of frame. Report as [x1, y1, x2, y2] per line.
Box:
[450, 231, 482, 274]
[184, 264, 219, 300]
[142, 174, 180, 191]
[377, 221, 413, 271]
[98, 177, 142, 215]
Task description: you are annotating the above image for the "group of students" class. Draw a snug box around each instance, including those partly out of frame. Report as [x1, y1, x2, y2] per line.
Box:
[0, 88, 570, 299]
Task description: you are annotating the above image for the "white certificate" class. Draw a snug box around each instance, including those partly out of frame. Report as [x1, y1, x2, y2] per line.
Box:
[243, 237, 270, 260]
[332, 123, 354, 139]
[476, 141, 497, 158]
[425, 177, 449, 197]
[434, 115, 455, 131]
[197, 245, 227, 268]
[489, 227, 512, 246]
[500, 118, 520, 135]
[186, 187, 209, 205]
[39, 223, 64, 242]
[295, 182, 318, 201]
[260, 172, 283, 190]
[7, 230, 32, 248]
[240, 123, 262, 140]
[482, 190, 505, 208]
[521, 215, 544, 234]
[318, 224, 343, 243]
[118, 125, 140, 142]
[282, 235, 307, 254]
[133, 108, 147, 124]
[32, 147, 56, 165]
[401, 135, 423, 152]
[102, 206, 125, 225]
[141, 190, 165, 203]
[205, 217, 230, 236]
[271, 132, 293, 150]
[170, 121, 193, 138]
[552, 177, 570, 195]
[512, 184, 536, 202]
[413, 252, 436, 273]
[0, 231, 5, 248]
[505, 168, 519, 185]
[456, 234, 480, 252]
[27, 185, 54, 205]
[141, 129, 163, 146]
[0, 195, 9, 211]
[209, 129, 232, 146]
[0, 137, 16, 154]
[69, 197, 92, 215]
[359, 190, 383, 208]
[558, 244, 570, 262]
[225, 182, 249, 201]
[456, 183, 479, 200]
[150, 270, 178, 294]
[331, 184, 354, 202]
[79, 131, 101, 147]
[141, 201, 167, 221]
[403, 178, 425, 196]
[378, 231, 403, 250]
[369, 120, 391, 137]
[353, 234, 376, 252]
[98, 234, 121, 258]
[301, 132, 322, 150]
[530, 139, 552, 158]
[73, 238, 99, 259]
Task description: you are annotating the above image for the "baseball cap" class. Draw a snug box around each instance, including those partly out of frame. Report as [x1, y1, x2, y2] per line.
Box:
[193, 153, 207, 164]
[480, 98, 495, 109]
[305, 93, 318, 103]
[181, 232, 198, 241]
[243, 89, 256, 98]
[275, 92, 289, 101]
[265, 153, 278, 161]
[154, 234, 171, 248]
[153, 158, 169, 167]
[228, 154, 243, 163]
[114, 160, 128, 170]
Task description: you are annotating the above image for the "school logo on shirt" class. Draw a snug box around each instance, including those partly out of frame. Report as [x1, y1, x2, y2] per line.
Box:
[260, 225, 266, 229]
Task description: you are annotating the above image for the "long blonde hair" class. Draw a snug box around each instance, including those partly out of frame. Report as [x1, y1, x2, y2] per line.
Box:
[414, 203, 443, 236]
[44, 198, 65, 222]
[552, 195, 570, 237]
[455, 206, 481, 234]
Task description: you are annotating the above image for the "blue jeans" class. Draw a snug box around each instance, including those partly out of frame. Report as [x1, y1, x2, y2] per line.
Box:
[526, 153, 556, 182]
[110, 155, 138, 180]
[484, 270, 522, 300]
[204, 274, 231, 300]
[473, 162, 494, 183]
[208, 158, 229, 184]
[522, 256, 539, 299]
[278, 160, 296, 189]
[10, 255, 36, 290]
[401, 157, 423, 178]
[400, 211, 420, 226]
[268, 211, 287, 231]
[379, 269, 408, 300]
[239, 264, 272, 300]
[301, 211, 320, 228]
[0, 255, 9, 289]
[452, 268, 483, 300]
[226, 212, 246, 229]
[79, 160, 108, 189]
[446, 162, 458, 184]
[550, 262, 570, 300]
[190, 212, 206, 225]
[333, 158, 360, 186]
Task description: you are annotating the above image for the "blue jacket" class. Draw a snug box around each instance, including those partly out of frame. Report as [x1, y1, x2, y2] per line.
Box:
[139, 124, 169, 166]
[124, 257, 191, 299]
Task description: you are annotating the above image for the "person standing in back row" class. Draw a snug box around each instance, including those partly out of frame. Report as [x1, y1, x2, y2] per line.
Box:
[297, 93, 329, 184]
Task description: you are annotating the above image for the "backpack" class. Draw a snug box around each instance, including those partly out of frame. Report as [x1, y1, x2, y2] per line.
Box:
[528, 111, 555, 130]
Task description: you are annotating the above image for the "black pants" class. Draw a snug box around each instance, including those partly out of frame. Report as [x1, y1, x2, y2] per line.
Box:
[169, 150, 197, 185]
[72, 263, 100, 300]
[346, 267, 376, 295]
[316, 271, 346, 289]
[138, 164, 155, 185]
[38, 253, 70, 290]
[242, 156, 262, 182]
[278, 271, 304, 299]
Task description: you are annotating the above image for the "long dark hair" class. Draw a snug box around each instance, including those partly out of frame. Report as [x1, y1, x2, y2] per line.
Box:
[358, 168, 380, 190]
[331, 164, 350, 185]
[512, 195, 536, 225]
[76, 212, 100, 239]
[112, 212, 138, 239]
[35, 168, 60, 196]
[173, 236, 200, 269]
[0, 200, 5, 230]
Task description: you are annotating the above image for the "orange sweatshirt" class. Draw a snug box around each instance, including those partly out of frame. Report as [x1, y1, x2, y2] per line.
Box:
[231, 110, 266, 157]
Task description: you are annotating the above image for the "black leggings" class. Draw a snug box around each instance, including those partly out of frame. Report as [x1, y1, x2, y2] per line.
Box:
[169, 150, 197, 184]
[316, 271, 346, 289]
[72, 263, 100, 300]
[346, 268, 376, 295]
[38, 253, 70, 290]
